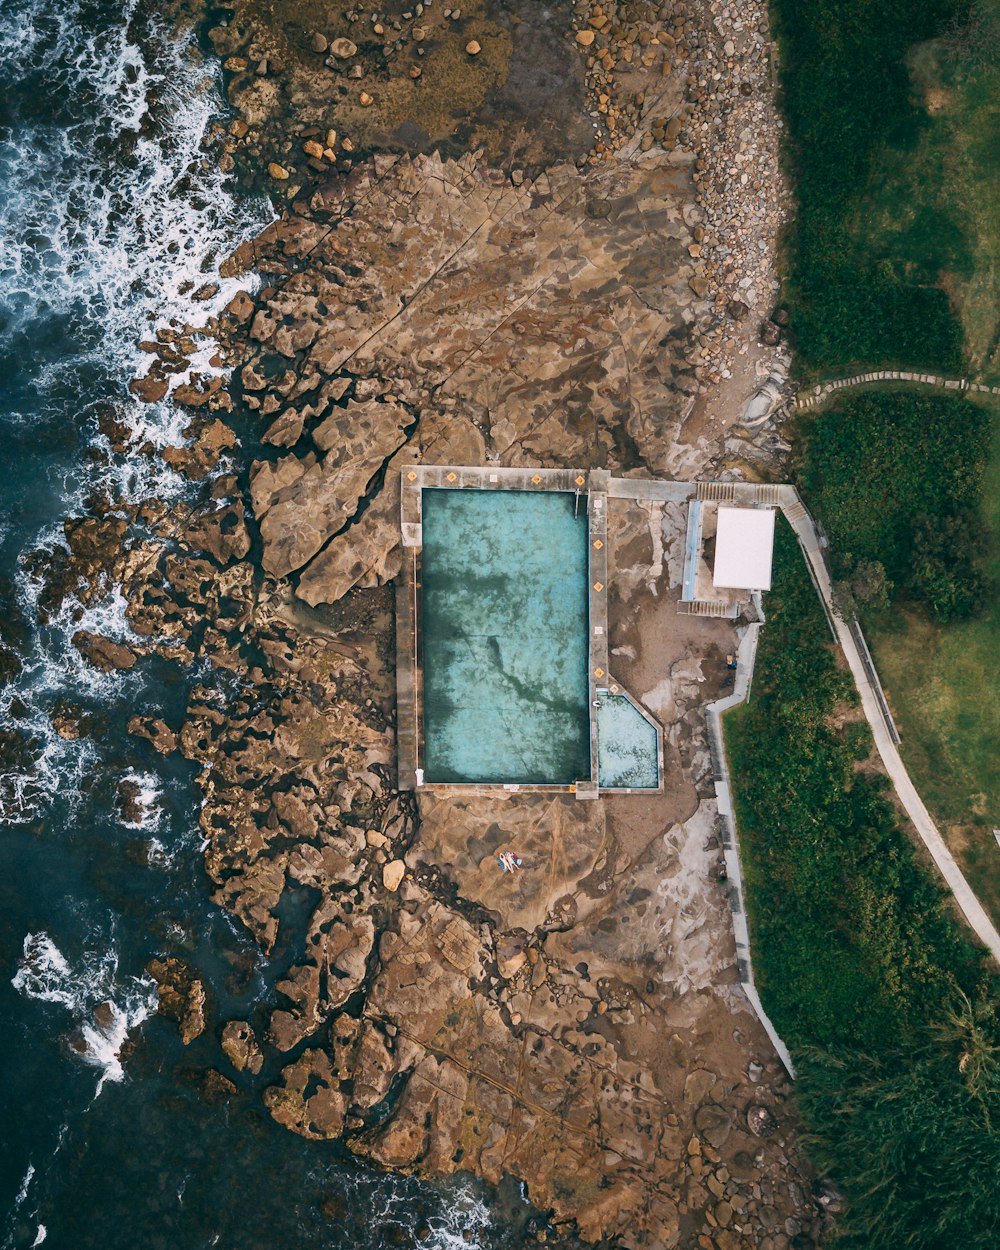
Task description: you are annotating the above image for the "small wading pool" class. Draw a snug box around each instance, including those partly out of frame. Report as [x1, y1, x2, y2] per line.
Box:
[596, 693, 660, 790]
[420, 488, 591, 784]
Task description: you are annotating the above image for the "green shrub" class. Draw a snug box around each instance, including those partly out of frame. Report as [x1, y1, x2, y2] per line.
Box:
[772, 0, 967, 373]
[726, 521, 997, 1246]
[796, 390, 991, 616]
[797, 995, 1000, 1249]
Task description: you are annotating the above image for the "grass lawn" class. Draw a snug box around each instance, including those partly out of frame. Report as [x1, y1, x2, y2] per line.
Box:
[771, 0, 1000, 380]
[724, 521, 1000, 1249]
[798, 386, 1000, 927]
[869, 401, 1000, 920]
[856, 25, 1000, 382]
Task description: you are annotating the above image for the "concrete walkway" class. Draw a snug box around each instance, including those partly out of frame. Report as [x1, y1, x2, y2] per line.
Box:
[776, 487, 1000, 965]
[706, 604, 796, 1076]
[795, 368, 1000, 411]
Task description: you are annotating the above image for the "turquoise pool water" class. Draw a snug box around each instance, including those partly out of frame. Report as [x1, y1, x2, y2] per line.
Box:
[420, 488, 591, 784]
[596, 694, 660, 789]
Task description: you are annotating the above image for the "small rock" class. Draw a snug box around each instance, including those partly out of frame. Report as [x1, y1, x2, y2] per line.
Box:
[747, 1104, 778, 1137]
[684, 1068, 717, 1104]
[221, 1020, 264, 1074]
[330, 37, 358, 58]
[303, 140, 324, 158]
[576, 30, 595, 46]
[359, 90, 374, 107]
[93, 1001, 117, 1032]
[465, 39, 481, 55]
[695, 1103, 733, 1149]
[129, 371, 168, 403]
[760, 321, 781, 346]
[267, 162, 290, 180]
[383, 860, 405, 891]
[310, 32, 329, 53]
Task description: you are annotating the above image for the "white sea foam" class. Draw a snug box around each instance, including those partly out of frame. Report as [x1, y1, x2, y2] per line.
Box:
[0, 0, 271, 821]
[13, 1164, 35, 1211]
[31, 1226, 47, 1247]
[12, 931, 157, 1094]
[337, 1174, 495, 1250]
[117, 768, 165, 832]
[422, 1184, 494, 1250]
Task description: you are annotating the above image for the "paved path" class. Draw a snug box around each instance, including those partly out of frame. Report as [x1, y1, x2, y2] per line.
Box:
[794, 368, 1000, 410]
[776, 487, 1000, 964]
[706, 607, 797, 1076]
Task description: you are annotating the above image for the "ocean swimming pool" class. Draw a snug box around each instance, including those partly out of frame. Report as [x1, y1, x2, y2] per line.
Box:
[596, 693, 660, 790]
[419, 488, 591, 785]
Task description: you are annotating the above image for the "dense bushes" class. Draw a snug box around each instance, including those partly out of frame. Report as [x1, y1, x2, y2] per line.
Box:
[771, 0, 967, 373]
[796, 391, 992, 619]
[727, 522, 984, 1051]
[726, 521, 997, 1247]
[797, 997, 1000, 1249]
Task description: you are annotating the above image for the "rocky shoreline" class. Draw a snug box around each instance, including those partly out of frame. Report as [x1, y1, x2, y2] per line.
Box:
[18, 1, 826, 1246]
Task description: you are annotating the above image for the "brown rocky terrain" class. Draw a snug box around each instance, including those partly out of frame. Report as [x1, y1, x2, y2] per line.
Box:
[20, 0, 824, 1246]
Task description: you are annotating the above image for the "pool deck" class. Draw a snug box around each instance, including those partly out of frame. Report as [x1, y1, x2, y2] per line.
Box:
[398, 465, 669, 796]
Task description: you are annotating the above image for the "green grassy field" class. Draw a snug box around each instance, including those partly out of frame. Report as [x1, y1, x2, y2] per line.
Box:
[746, 3, 1000, 1242]
[771, 0, 1000, 380]
[775, 0, 1000, 925]
[868, 402, 1000, 919]
[725, 521, 1000, 1249]
[725, 520, 1000, 1250]
[796, 387, 1000, 924]
[899, 28, 1000, 380]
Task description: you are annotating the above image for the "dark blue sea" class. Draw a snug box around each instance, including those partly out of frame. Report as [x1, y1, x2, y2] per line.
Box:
[0, 3, 508, 1246]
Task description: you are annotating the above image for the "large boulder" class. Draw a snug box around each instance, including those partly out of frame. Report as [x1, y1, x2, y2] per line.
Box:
[72, 630, 137, 672]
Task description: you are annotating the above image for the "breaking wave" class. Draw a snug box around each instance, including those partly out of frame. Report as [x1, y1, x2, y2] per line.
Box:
[335, 1172, 497, 1250]
[12, 931, 157, 1095]
[0, 0, 270, 822]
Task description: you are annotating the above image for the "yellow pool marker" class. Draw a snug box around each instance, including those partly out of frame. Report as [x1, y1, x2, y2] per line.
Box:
[407, 471, 417, 481]
[531, 474, 542, 484]
[593, 581, 604, 592]
[446, 471, 457, 482]
[575, 475, 586, 486]
[594, 667, 605, 679]
[593, 539, 603, 550]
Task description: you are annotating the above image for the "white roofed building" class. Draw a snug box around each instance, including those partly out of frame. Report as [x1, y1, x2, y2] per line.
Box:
[713, 506, 775, 592]
[680, 496, 777, 617]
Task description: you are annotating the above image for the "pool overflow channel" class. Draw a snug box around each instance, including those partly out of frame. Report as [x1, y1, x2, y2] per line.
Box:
[397, 466, 664, 796]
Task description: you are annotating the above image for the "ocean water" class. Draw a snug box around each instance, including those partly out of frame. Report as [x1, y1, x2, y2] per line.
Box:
[0, 4, 520, 1247]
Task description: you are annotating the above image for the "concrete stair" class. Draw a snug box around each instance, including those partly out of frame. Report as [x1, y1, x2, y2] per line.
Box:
[678, 599, 738, 618]
[696, 481, 737, 502]
[782, 499, 810, 526]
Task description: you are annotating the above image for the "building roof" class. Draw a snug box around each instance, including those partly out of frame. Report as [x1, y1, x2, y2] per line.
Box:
[712, 506, 775, 591]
